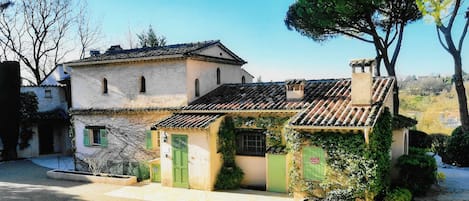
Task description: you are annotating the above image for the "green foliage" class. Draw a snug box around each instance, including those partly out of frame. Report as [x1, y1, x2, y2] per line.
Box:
[19, 92, 38, 121]
[437, 171, 446, 182]
[137, 25, 166, 48]
[396, 150, 437, 196]
[430, 134, 448, 156]
[409, 130, 432, 149]
[286, 108, 393, 199]
[130, 161, 150, 182]
[285, 0, 421, 42]
[214, 166, 244, 190]
[444, 126, 469, 166]
[215, 117, 244, 189]
[232, 115, 289, 147]
[384, 187, 412, 201]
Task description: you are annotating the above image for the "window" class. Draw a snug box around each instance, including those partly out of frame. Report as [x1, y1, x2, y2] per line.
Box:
[140, 76, 146, 93]
[83, 126, 108, 147]
[145, 130, 160, 150]
[44, 89, 52, 98]
[195, 79, 200, 97]
[103, 78, 108, 94]
[241, 76, 246, 84]
[236, 129, 266, 156]
[216, 68, 221, 84]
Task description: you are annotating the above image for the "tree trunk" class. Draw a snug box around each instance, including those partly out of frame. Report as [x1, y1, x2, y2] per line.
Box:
[452, 54, 469, 132]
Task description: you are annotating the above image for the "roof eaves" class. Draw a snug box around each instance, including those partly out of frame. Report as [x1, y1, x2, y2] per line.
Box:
[65, 54, 185, 67]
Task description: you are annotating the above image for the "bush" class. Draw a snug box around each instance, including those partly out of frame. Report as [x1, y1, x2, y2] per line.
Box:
[214, 166, 244, 189]
[396, 150, 437, 196]
[444, 126, 469, 166]
[384, 187, 412, 201]
[429, 134, 448, 156]
[130, 161, 150, 182]
[409, 130, 432, 149]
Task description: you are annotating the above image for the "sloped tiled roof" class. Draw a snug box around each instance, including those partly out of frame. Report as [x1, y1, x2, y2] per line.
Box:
[156, 113, 223, 129]
[289, 78, 394, 127]
[183, 77, 394, 128]
[66, 40, 245, 65]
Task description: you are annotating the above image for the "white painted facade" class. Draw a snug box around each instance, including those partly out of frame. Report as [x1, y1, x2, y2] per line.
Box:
[15, 86, 71, 158]
[66, 43, 251, 173]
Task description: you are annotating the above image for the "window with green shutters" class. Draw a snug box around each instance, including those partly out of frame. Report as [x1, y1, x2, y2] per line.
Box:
[84, 126, 107, 147]
[145, 130, 153, 150]
[302, 146, 326, 181]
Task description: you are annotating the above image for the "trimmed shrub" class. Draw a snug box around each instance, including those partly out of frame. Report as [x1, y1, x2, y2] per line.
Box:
[396, 149, 437, 196]
[444, 126, 469, 166]
[409, 130, 431, 149]
[214, 166, 244, 189]
[429, 134, 448, 156]
[130, 161, 150, 182]
[384, 188, 412, 201]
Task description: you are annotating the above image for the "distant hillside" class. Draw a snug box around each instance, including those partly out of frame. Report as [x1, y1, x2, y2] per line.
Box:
[398, 76, 468, 135]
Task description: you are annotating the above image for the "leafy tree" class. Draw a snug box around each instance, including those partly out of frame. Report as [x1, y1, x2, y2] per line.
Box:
[285, 0, 422, 114]
[137, 25, 166, 48]
[416, 0, 469, 132]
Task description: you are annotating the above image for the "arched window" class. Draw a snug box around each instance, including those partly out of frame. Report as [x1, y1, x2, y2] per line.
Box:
[140, 76, 146, 93]
[195, 79, 200, 97]
[103, 78, 108, 94]
[241, 76, 246, 84]
[216, 68, 221, 85]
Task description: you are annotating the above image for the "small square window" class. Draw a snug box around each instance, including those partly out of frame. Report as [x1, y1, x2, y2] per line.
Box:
[236, 129, 266, 156]
[44, 89, 52, 98]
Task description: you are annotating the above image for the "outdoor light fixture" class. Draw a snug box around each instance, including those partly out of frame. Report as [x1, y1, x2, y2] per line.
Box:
[163, 132, 168, 143]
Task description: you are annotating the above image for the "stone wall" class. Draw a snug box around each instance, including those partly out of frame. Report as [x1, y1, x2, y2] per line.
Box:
[73, 111, 171, 174]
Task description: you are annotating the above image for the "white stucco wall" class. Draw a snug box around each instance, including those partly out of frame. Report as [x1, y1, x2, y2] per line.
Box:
[69, 60, 188, 109]
[21, 86, 68, 112]
[160, 131, 212, 190]
[391, 128, 408, 162]
[73, 111, 170, 172]
[235, 155, 266, 187]
[196, 45, 237, 60]
[186, 59, 248, 102]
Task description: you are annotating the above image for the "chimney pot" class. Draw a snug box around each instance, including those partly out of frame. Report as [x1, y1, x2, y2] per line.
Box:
[286, 79, 306, 101]
[350, 58, 375, 106]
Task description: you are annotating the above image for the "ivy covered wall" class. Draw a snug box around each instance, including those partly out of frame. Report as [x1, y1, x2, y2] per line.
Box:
[287, 108, 393, 200]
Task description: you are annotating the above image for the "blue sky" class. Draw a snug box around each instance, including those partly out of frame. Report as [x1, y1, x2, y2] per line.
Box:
[87, 0, 469, 81]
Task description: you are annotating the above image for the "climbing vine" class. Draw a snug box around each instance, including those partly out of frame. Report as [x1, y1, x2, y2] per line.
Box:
[286, 108, 393, 200]
[232, 115, 290, 147]
[214, 116, 244, 189]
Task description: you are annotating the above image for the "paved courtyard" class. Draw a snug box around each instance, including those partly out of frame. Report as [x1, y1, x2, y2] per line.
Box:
[0, 159, 292, 201]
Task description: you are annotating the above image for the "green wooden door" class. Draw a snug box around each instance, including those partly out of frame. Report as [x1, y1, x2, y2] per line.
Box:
[151, 163, 161, 182]
[267, 154, 287, 193]
[172, 134, 189, 188]
[302, 146, 326, 181]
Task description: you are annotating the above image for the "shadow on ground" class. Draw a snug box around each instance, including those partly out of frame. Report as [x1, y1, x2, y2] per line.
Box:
[0, 184, 84, 201]
[0, 160, 85, 188]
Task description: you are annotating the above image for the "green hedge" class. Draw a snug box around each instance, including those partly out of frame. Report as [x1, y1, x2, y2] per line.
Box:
[396, 148, 437, 196]
[384, 188, 412, 201]
[444, 126, 469, 166]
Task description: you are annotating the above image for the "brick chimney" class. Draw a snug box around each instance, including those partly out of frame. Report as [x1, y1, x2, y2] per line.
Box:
[286, 79, 306, 101]
[349, 59, 375, 106]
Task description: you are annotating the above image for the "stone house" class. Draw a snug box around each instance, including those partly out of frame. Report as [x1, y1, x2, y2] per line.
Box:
[64, 40, 253, 173]
[9, 65, 72, 158]
[153, 59, 414, 199]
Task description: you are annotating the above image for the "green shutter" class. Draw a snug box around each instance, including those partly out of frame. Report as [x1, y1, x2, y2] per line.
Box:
[146, 130, 153, 150]
[303, 146, 326, 181]
[100, 129, 108, 147]
[83, 129, 90, 147]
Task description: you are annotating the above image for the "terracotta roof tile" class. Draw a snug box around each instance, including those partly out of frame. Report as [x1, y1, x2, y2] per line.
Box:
[66, 40, 245, 65]
[184, 77, 394, 128]
[290, 77, 394, 127]
[156, 113, 223, 129]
